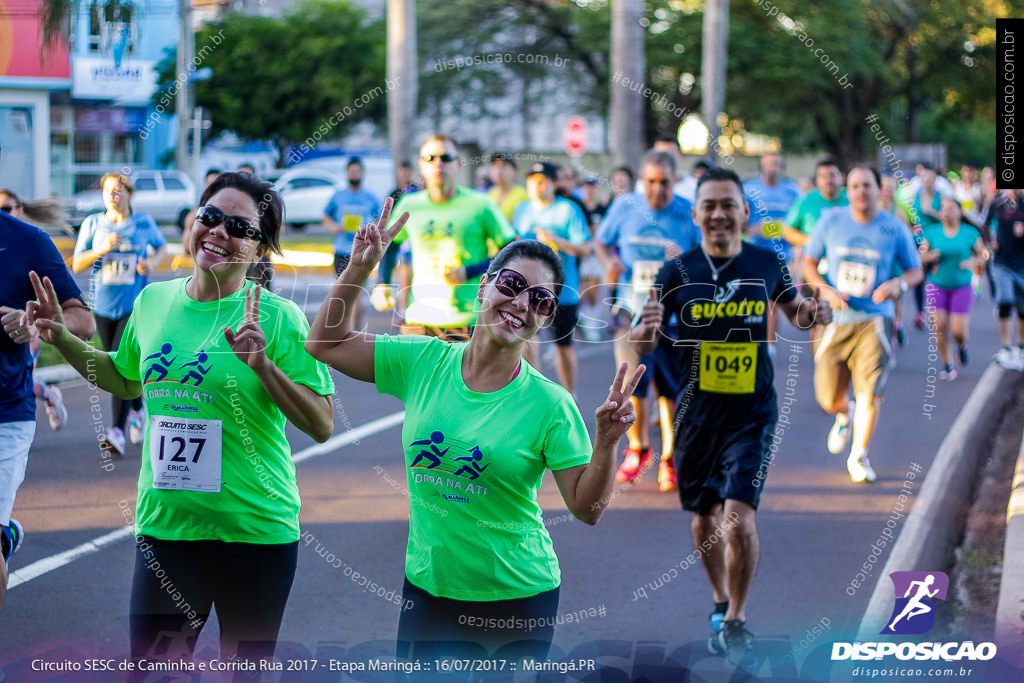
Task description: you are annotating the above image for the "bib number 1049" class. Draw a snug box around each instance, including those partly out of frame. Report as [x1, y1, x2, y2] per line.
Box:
[705, 353, 753, 376]
[699, 342, 757, 394]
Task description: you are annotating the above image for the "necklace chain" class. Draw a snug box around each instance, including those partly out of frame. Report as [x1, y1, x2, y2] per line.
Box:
[702, 247, 738, 282]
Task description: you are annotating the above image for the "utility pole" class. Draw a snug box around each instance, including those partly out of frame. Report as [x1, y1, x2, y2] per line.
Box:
[191, 106, 212, 191]
[610, 0, 645, 171]
[175, 0, 194, 178]
[387, 0, 417, 170]
[701, 0, 729, 161]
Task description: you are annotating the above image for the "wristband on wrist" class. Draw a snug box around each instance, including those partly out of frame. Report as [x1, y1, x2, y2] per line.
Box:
[898, 279, 908, 294]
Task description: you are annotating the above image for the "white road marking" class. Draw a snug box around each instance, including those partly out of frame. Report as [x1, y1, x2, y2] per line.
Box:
[7, 410, 406, 590]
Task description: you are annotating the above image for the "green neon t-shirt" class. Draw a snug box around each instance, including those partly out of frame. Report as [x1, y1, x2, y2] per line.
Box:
[785, 189, 849, 236]
[374, 335, 592, 601]
[393, 188, 515, 327]
[922, 224, 980, 290]
[111, 278, 335, 543]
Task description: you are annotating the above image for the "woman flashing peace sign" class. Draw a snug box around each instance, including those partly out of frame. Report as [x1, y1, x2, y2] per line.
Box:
[307, 197, 644, 663]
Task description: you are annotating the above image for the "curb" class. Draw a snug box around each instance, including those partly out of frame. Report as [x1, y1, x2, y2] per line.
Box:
[857, 363, 1024, 639]
[996, 419, 1024, 642]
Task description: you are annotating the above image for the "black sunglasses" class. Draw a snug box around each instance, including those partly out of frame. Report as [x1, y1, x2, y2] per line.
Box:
[489, 268, 558, 317]
[421, 153, 458, 163]
[195, 205, 263, 242]
[1, 205, 19, 214]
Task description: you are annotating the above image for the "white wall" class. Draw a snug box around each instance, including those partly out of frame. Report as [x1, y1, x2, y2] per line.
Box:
[0, 89, 51, 198]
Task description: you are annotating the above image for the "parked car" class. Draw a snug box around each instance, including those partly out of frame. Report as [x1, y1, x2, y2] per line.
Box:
[66, 170, 196, 231]
[290, 154, 394, 204]
[274, 168, 344, 230]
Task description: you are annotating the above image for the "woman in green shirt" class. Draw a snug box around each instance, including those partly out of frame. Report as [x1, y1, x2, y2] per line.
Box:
[28, 172, 336, 667]
[921, 198, 987, 380]
[308, 199, 643, 662]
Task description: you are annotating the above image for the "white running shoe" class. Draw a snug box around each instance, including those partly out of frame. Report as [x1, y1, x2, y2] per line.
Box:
[995, 347, 1024, 370]
[827, 405, 853, 455]
[847, 454, 877, 483]
[102, 427, 126, 457]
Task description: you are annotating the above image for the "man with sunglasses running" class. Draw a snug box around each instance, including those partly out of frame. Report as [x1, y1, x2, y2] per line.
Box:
[632, 166, 832, 666]
[393, 135, 515, 340]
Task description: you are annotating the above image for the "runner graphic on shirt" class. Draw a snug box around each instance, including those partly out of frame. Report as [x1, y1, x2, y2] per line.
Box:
[411, 431, 449, 469]
[409, 432, 490, 479]
[143, 343, 178, 383]
[179, 350, 212, 386]
[453, 445, 489, 479]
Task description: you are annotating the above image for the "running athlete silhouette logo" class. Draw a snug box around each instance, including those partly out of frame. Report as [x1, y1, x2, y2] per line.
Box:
[452, 445, 489, 479]
[881, 571, 949, 635]
[411, 431, 448, 469]
[409, 431, 489, 479]
[180, 350, 212, 386]
[143, 343, 178, 383]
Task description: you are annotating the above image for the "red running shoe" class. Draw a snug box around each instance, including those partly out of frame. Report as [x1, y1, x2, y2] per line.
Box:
[615, 447, 653, 483]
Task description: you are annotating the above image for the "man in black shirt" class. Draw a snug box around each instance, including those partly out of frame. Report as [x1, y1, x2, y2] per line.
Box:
[631, 167, 831, 666]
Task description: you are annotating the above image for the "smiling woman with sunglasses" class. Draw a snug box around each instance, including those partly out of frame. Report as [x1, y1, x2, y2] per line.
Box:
[307, 199, 644, 663]
[30, 172, 335, 670]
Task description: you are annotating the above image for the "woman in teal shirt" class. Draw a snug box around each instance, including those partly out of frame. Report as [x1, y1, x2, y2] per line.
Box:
[921, 198, 987, 380]
[307, 199, 644, 662]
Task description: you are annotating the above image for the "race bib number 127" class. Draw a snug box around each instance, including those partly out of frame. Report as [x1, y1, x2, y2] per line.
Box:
[149, 416, 223, 492]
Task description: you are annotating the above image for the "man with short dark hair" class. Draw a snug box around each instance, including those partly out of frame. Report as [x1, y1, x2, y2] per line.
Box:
[803, 165, 923, 483]
[783, 158, 848, 248]
[324, 157, 383, 277]
[632, 166, 831, 665]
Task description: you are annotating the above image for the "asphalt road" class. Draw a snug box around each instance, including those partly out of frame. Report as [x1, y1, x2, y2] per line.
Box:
[1, 273, 1021, 682]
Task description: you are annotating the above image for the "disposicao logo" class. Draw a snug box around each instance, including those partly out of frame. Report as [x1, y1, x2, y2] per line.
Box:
[881, 571, 948, 635]
[831, 570, 997, 663]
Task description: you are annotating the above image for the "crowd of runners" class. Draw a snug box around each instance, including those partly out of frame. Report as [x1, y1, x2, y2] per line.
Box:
[2, 133, 1024, 675]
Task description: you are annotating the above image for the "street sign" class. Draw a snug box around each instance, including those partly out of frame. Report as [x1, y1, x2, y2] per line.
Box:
[564, 116, 588, 157]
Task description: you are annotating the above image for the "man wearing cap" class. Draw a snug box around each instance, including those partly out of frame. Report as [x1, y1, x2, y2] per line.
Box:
[512, 162, 592, 395]
[394, 135, 515, 340]
[595, 149, 702, 490]
[487, 153, 529, 222]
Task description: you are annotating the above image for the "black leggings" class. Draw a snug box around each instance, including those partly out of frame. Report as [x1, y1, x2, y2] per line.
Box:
[397, 577, 559, 664]
[95, 313, 142, 430]
[129, 538, 298, 668]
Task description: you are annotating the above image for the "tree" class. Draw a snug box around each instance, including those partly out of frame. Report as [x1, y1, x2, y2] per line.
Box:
[154, 0, 387, 167]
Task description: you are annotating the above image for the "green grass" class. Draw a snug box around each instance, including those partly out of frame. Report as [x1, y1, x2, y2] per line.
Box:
[35, 333, 102, 368]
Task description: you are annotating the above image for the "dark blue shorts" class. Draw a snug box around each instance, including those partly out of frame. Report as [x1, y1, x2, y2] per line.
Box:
[673, 420, 775, 515]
